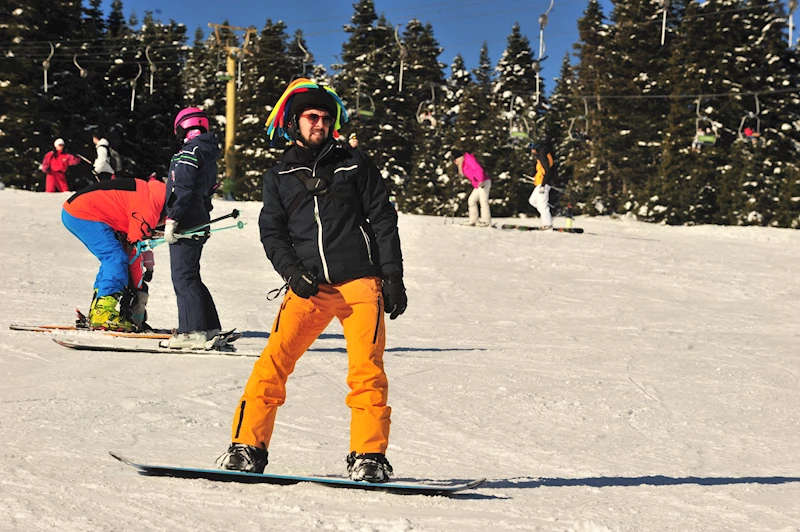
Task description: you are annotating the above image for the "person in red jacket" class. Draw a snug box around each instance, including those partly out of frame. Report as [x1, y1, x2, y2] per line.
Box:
[62, 179, 167, 331]
[40, 138, 83, 192]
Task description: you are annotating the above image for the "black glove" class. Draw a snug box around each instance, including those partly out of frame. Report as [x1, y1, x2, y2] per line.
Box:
[285, 264, 319, 299]
[382, 273, 407, 320]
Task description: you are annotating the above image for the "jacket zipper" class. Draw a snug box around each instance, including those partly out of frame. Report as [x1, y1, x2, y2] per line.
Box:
[372, 293, 382, 344]
[359, 226, 374, 265]
[312, 144, 335, 284]
[274, 298, 287, 332]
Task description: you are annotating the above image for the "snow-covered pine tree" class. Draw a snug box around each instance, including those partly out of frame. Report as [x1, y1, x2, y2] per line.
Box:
[96, 0, 137, 158]
[183, 27, 214, 110]
[448, 42, 504, 217]
[401, 19, 446, 214]
[0, 0, 84, 189]
[122, 12, 188, 179]
[337, 2, 411, 204]
[235, 19, 296, 199]
[288, 29, 314, 81]
[723, 0, 800, 226]
[439, 54, 472, 218]
[493, 23, 542, 216]
[546, 53, 578, 204]
[568, 0, 612, 215]
[601, 0, 673, 217]
[657, 0, 744, 225]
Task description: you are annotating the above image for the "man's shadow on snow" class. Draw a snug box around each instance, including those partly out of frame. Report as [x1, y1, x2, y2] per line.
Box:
[485, 475, 800, 489]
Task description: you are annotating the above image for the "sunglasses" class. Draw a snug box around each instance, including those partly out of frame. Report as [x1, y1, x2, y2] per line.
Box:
[300, 113, 334, 127]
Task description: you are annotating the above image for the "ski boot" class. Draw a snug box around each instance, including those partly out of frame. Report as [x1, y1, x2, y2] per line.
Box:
[346, 452, 393, 483]
[216, 443, 268, 473]
[90, 293, 137, 332]
[121, 289, 149, 330]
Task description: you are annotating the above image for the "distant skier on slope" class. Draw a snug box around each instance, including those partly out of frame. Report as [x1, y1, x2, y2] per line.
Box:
[451, 149, 491, 227]
[40, 138, 83, 192]
[527, 142, 557, 230]
[215, 79, 406, 483]
[61, 178, 166, 331]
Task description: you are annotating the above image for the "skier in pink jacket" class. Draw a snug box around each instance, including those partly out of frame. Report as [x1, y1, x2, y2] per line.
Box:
[451, 150, 491, 226]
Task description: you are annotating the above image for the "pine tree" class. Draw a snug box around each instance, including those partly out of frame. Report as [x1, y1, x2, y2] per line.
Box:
[235, 19, 296, 199]
[439, 54, 472, 218]
[107, 0, 126, 38]
[448, 42, 503, 218]
[83, 0, 106, 39]
[724, 0, 800, 226]
[401, 19, 446, 215]
[493, 23, 541, 217]
[657, 0, 744, 224]
[601, 0, 673, 216]
[0, 0, 85, 189]
[122, 12, 188, 179]
[337, 2, 411, 205]
[546, 53, 577, 200]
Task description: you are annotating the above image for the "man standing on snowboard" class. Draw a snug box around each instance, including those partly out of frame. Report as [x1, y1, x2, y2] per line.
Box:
[216, 79, 407, 483]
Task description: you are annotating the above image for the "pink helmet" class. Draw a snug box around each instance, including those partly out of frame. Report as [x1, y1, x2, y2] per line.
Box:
[174, 107, 209, 139]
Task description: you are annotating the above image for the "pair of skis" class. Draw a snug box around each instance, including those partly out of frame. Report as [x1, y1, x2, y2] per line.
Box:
[10, 323, 255, 357]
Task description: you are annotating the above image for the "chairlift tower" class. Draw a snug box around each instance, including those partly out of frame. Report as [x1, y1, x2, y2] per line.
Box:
[208, 23, 257, 183]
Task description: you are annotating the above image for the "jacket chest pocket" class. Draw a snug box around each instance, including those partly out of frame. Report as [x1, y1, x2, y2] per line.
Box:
[329, 180, 363, 216]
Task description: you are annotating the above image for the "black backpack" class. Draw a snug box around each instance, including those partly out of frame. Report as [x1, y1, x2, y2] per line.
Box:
[106, 146, 123, 174]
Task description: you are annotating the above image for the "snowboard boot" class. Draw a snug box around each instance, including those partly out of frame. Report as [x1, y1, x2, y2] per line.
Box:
[346, 452, 393, 483]
[90, 294, 137, 332]
[160, 331, 209, 350]
[216, 443, 268, 473]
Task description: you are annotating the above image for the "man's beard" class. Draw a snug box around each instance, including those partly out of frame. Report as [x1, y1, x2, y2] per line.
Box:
[300, 129, 327, 149]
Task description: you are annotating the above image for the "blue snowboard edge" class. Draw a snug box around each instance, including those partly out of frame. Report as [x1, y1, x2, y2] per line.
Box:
[109, 452, 485, 495]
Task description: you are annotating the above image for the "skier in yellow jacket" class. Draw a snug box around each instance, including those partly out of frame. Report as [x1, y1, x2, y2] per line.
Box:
[528, 142, 556, 229]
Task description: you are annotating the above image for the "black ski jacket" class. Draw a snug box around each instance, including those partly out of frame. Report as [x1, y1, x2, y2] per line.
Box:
[259, 140, 403, 284]
[165, 132, 221, 228]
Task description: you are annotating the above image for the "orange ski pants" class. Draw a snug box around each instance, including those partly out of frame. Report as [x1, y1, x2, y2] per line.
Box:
[230, 277, 391, 454]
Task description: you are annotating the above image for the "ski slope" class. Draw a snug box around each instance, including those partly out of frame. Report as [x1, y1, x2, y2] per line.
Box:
[1, 189, 798, 532]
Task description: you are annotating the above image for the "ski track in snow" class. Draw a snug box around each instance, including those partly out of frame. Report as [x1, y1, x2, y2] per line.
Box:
[1, 189, 799, 531]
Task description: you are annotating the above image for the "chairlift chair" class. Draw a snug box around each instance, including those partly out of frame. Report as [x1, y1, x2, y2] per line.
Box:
[737, 95, 761, 143]
[416, 85, 437, 127]
[215, 49, 232, 83]
[506, 96, 531, 146]
[356, 93, 375, 119]
[568, 98, 590, 142]
[693, 99, 718, 147]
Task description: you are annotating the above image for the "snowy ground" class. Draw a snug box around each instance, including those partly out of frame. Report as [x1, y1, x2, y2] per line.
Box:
[1, 189, 799, 532]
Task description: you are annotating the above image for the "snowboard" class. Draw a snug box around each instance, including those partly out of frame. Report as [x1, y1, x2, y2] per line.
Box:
[500, 224, 584, 234]
[109, 452, 485, 496]
[52, 332, 254, 358]
[9, 324, 172, 339]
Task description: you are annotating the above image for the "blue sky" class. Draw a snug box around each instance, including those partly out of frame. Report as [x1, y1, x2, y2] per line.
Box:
[111, 0, 610, 93]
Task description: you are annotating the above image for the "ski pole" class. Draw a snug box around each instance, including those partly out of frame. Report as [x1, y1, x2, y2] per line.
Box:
[176, 221, 246, 240]
[156, 209, 241, 233]
[133, 220, 246, 259]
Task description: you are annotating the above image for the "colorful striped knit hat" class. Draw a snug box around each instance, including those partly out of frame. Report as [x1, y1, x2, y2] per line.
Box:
[265, 78, 348, 145]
